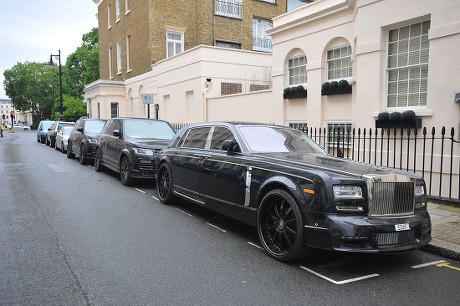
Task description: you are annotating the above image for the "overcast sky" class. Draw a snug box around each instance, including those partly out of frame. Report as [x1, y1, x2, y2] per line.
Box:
[0, 0, 98, 99]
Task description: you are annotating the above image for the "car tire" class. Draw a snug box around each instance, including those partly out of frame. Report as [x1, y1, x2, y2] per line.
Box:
[157, 163, 175, 205]
[94, 148, 104, 172]
[66, 142, 75, 159]
[120, 156, 133, 186]
[55, 142, 59, 150]
[61, 142, 66, 153]
[79, 144, 88, 165]
[257, 189, 308, 262]
[46, 137, 50, 146]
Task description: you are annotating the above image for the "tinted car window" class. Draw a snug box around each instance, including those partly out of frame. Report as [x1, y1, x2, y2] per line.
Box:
[85, 120, 106, 133]
[181, 127, 211, 149]
[239, 126, 326, 154]
[124, 120, 176, 140]
[103, 119, 117, 135]
[210, 127, 236, 150]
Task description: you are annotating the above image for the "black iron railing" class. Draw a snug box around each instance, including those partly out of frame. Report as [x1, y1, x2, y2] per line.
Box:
[302, 126, 459, 204]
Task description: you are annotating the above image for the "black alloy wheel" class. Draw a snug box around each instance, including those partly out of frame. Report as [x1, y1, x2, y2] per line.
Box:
[79, 144, 88, 165]
[66, 143, 75, 158]
[257, 189, 307, 262]
[157, 163, 175, 204]
[120, 156, 133, 186]
[94, 149, 103, 172]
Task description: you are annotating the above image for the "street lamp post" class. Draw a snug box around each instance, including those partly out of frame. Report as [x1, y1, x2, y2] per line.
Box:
[50, 50, 63, 120]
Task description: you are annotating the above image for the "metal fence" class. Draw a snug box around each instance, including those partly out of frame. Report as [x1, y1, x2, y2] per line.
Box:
[170, 123, 459, 204]
[303, 126, 459, 204]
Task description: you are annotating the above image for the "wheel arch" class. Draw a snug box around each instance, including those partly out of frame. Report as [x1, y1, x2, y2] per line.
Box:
[256, 176, 304, 209]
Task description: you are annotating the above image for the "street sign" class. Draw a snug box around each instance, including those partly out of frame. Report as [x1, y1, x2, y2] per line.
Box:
[142, 94, 155, 104]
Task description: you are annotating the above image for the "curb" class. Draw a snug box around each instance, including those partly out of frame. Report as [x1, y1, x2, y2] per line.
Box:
[422, 244, 460, 261]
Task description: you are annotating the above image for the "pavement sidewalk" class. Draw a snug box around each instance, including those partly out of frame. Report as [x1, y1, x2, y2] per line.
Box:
[423, 201, 460, 261]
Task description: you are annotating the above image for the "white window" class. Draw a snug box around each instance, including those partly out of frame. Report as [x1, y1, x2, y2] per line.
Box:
[215, 0, 242, 19]
[116, 42, 122, 74]
[288, 54, 307, 85]
[116, 0, 121, 20]
[108, 46, 113, 79]
[387, 21, 430, 109]
[288, 122, 308, 131]
[107, 4, 111, 29]
[253, 18, 273, 52]
[126, 35, 131, 71]
[327, 122, 352, 148]
[261, 0, 276, 3]
[167, 32, 183, 58]
[125, 0, 130, 14]
[327, 45, 352, 80]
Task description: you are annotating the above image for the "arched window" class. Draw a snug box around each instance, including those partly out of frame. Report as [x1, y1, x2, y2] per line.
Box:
[326, 44, 352, 81]
[288, 52, 307, 86]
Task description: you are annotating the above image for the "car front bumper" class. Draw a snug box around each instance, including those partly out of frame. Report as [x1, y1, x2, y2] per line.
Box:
[304, 211, 431, 253]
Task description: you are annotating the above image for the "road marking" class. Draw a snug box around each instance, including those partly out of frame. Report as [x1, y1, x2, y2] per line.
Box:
[436, 262, 460, 271]
[134, 188, 145, 194]
[206, 222, 227, 233]
[300, 266, 379, 285]
[152, 196, 159, 202]
[411, 260, 446, 269]
[176, 208, 193, 217]
[247, 242, 264, 250]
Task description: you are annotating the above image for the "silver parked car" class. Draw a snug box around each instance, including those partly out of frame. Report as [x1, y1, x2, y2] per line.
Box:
[55, 126, 73, 153]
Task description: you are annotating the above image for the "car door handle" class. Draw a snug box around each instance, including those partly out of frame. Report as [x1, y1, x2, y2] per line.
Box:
[193, 154, 211, 159]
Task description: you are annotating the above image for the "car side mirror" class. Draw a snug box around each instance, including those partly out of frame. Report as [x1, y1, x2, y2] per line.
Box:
[113, 129, 120, 137]
[77, 127, 84, 133]
[222, 139, 240, 154]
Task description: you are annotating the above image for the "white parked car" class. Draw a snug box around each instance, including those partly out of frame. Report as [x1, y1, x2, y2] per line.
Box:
[13, 124, 31, 131]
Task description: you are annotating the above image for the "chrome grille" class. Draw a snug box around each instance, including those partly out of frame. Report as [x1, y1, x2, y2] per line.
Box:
[377, 230, 415, 246]
[368, 181, 415, 217]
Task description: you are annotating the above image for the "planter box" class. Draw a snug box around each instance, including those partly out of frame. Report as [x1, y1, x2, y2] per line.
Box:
[375, 118, 422, 129]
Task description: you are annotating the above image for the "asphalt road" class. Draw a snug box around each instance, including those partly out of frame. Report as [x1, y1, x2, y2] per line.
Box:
[1, 130, 460, 306]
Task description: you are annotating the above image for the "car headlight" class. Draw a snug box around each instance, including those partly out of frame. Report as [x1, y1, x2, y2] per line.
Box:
[132, 148, 154, 156]
[333, 185, 363, 199]
[415, 183, 425, 197]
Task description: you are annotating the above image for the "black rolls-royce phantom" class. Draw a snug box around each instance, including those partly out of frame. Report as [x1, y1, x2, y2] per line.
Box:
[155, 122, 431, 262]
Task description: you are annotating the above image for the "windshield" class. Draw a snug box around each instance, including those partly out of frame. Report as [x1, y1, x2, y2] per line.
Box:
[62, 127, 73, 136]
[238, 126, 326, 154]
[124, 120, 175, 140]
[86, 120, 106, 133]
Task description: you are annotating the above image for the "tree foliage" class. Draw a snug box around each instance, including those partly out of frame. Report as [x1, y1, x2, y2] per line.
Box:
[2, 27, 99, 123]
[3, 62, 56, 120]
[64, 27, 99, 98]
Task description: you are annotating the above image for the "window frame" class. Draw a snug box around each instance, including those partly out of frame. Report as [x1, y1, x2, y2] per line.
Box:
[386, 20, 430, 111]
[326, 44, 352, 81]
[166, 31, 184, 58]
[252, 18, 273, 52]
[116, 41, 122, 74]
[126, 35, 132, 72]
[215, 0, 243, 19]
[288, 53, 307, 86]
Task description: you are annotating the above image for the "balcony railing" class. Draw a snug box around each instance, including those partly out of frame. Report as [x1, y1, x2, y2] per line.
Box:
[253, 36, 273, 52]
[215, 0, 242, 19]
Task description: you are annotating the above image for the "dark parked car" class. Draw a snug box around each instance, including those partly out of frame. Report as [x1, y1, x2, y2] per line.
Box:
[46, 121, 75, 147]
[67, 118, 107, 165]
[94, 117, 176, 185]
[37, 120, 55, 143]
[155, 122, 431, 262]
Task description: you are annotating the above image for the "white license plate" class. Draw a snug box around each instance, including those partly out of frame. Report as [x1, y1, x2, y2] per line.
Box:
[395, 223, 410, 231]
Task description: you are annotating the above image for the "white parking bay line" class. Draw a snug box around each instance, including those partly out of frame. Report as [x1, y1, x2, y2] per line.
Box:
[247, 242, 264, 250]
[300, 266, 379, 285]
[206, 222, 227, 233]
[176, 208, 193, 218]
[152, 196, 159, 202]
[134, 188, 146, 194]
[411, 260, 446, 269]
